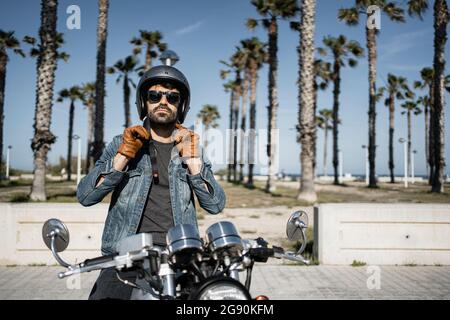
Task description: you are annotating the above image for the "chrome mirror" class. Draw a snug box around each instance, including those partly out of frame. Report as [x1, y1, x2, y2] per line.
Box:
[286, 211, 308, 256]
[286, 211, 308, 241]
[42, 219, 72, 267]
[42, 219, 70, 252]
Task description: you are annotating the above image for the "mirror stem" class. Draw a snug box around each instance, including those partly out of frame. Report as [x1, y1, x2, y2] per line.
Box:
[50, 235, 72, 268]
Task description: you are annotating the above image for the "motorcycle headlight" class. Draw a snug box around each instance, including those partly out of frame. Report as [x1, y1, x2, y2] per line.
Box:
[197, 281, 250, 300]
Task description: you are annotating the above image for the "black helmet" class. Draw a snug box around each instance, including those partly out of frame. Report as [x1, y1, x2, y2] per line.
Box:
[135, 65, 190, 123]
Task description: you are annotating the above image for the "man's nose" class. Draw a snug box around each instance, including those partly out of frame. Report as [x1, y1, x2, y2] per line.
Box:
[160, 93, 169, 104]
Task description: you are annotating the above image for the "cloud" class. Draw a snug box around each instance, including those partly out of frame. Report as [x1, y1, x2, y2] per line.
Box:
[385, 63, 427, 72]
[174, 20, 205, 36]
[379, 29, 431, 61]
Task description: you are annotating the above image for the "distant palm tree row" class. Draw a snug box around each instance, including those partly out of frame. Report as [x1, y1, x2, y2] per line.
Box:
[0, 0, 448, 202]
[220, 0, 448, 201]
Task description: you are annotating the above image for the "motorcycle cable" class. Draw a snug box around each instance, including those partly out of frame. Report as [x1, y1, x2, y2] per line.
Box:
[244, 260, 254, 290]
[115, 270, 161, 300]
[189, 260, 206, 281]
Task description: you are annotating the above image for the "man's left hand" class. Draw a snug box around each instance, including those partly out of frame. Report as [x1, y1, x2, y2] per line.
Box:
[174, 124, 202, 175]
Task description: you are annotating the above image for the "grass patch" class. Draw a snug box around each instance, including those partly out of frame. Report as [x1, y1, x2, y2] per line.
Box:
[0, 179, 32, 188]
[27, 263, 46, 267]
[240, 229, 257, 234]
[404, 262, 417, 267]
[351, 260, 367, 267]
[249, 214, 260, 219]
[10, 193, 30, 202]
[6, 264, 17, 267]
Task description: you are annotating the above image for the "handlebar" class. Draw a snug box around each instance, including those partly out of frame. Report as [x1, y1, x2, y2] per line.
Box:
[245, 241, 310, 265]
[57, 248, 155, 279]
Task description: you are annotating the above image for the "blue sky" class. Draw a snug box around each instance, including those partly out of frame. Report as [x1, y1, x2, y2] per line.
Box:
[1, 0, 448, 176]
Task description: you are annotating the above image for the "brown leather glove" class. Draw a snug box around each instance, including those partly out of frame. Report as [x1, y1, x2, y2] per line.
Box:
[117, 125, 150, 159]
[174, 123, 200, 159]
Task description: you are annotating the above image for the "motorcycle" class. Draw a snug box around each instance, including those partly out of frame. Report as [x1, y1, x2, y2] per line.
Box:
[42, 210, 310, 300]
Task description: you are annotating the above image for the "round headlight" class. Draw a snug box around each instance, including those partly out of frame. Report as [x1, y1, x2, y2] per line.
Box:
[194, 278, 251, 300]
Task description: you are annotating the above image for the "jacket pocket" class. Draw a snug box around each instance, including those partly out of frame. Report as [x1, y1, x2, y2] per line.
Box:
[127, 167, 143, 178]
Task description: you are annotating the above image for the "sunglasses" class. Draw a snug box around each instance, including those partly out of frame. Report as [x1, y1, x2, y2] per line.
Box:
[147, 90, 181, 105]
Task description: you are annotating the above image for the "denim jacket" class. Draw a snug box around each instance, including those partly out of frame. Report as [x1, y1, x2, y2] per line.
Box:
[76, 132, 226, 255]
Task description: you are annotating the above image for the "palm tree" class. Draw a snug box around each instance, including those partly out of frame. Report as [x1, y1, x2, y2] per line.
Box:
[108, 55, 138, 128]
[401, 99, 422, 180]
[80, 82, 96, 172]
[57, 86, 84, 181]
[29, 0, 60, 201]
[236, 47, 250, 184]
[247, 0, 299, 193]
[311, 59, 332, 176]
[414, 70, 450, 185]
[430, 0, 449, 192]
[384, 74, 413, 183]
[318, 35, 364, 185]
[291, 20, 332, 180]
[296, 0, 317, 203]
[92, 0, 109, 165]
[316, 109, 333, 177]
[240, 37, 267, 188]
[339, 0, 405, 188]
[220, 78, 236, 183]
[413, 67, 434, 183]
[197, 104, 220, 151]
[130, 30, 167, 74]
[220, 51, 244, 183]
[0, 31, 24, 177]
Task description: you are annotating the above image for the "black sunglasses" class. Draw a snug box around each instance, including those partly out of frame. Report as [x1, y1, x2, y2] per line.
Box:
[147, 90, 181, 105]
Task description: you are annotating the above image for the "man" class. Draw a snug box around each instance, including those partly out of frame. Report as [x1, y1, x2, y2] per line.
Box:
[77, 65, 226, 299]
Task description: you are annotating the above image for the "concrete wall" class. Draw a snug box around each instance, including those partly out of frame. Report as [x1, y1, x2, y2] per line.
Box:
[314, 203, 450, 265]
[0, 203, 108, 265]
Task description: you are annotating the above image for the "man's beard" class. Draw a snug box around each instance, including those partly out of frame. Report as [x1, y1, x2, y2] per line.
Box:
[147, 104, 178, 127]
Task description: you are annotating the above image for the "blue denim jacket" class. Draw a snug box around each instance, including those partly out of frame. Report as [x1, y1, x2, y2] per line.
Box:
[76, 133, 226, 255]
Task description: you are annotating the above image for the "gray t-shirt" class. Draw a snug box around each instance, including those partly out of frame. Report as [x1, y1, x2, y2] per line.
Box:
[137, 140, 174, 246]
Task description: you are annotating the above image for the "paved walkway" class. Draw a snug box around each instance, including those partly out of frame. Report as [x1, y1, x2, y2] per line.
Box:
[0, 265, 449, 300]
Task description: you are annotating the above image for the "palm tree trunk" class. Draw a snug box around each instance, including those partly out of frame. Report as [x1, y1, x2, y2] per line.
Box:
[297, 0, 317, 203]
[424, 103, 429, 179]
[388, 94, 395, 183]
[332, 57, 341, 185]
[367, 27, 378, 188]
[123, 74, 131, 128]
[239, 72, 249, 183]
[247, 66, 257, 188]
[312, 80, 318, 178]
[227, 89, 235, 182]
[145, 45, 152, 71]
[407, 109, 412, 180]
[30, 0, 58, 201]
[67, 100, 74, 181]
[85, 103, 94, 172]
[265, 17, 279, 193]
[0, 48, 7, 177]
[428, 84, 435, 185]
[204, 125, 209, 151]
[92, 0, 109, 164]
[232, 75, 241, 183]
[323, 125, 328, 177]
[431, 0, 448, 193]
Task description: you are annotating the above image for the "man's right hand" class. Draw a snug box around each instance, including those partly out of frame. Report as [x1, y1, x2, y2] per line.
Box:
[117, 125, 150, 159]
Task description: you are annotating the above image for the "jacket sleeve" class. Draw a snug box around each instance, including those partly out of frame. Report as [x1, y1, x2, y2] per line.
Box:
[187, 147, 226, 215]
[77, 135, 126, 206]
